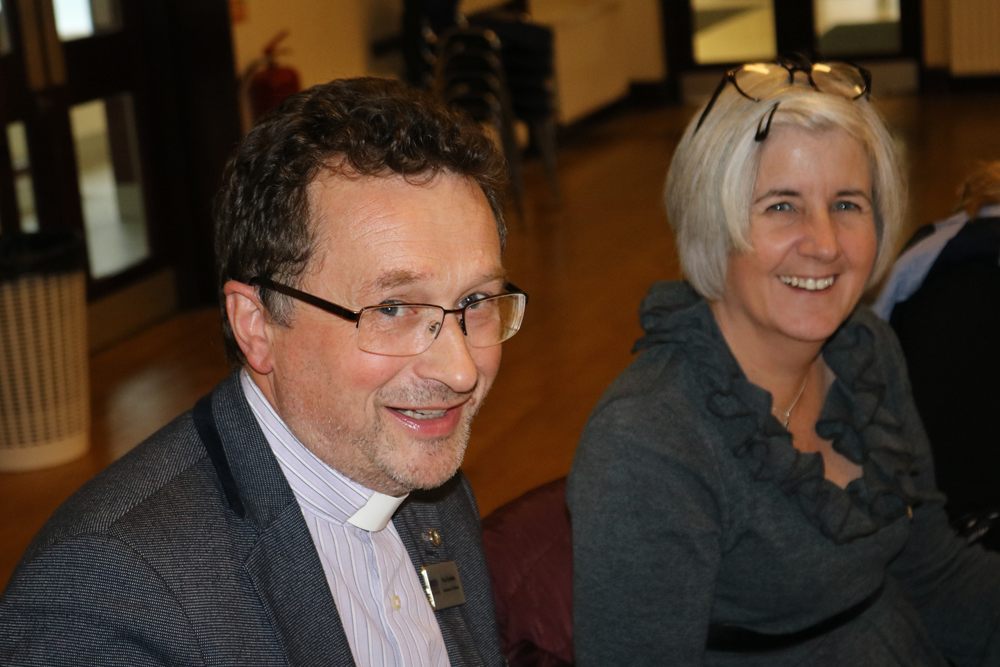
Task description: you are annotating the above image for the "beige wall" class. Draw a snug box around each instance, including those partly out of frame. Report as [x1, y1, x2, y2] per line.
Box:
[369, 0, 403, 44]
[229, 0, 666, 128]
[922, 0, 1000, 75]
[619, 0, 667, 81]
[232, 0, 512, 85]
[231, 0, 666, 84]
[948, 0, 1000, 75]
[231, 0, 368, 90]
[922, 0, 949, 68]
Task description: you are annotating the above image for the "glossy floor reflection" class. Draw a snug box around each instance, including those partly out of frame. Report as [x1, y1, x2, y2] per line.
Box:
[3, 90, 1000, 588]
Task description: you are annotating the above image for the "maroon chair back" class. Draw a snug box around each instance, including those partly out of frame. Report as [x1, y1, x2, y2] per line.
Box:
[481, 477, 574, 667]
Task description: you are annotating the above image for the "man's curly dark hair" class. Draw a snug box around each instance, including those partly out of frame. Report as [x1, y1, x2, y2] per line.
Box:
[214, 77, 509, 367]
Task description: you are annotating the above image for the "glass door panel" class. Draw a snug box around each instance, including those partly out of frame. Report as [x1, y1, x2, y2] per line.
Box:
[814, 0, 900, 57]
[6, 122, 39, 232]
[690, 0, 777, 65]
[69, 93, 149, 279]
[53, 0, 120, 40]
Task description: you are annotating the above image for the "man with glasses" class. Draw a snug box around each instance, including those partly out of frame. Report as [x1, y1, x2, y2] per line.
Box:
[0, 78, 523, 666]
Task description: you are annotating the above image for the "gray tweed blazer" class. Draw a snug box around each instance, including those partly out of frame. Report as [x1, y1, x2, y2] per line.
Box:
[0, 373, 505, 666]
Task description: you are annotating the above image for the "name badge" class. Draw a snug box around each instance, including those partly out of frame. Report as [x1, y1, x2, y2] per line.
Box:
[420, 561, 466, 610]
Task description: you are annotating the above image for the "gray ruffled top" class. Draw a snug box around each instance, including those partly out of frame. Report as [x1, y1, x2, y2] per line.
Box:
[569, 281, 1000, 667]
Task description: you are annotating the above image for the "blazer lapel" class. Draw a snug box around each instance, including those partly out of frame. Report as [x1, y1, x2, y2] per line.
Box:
[245, 508, 356, 666]
[395, 483, 487, 667]
[207, 374, 356, 666]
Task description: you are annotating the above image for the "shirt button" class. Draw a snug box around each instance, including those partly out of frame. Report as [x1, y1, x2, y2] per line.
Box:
[391, 595, 401, 610]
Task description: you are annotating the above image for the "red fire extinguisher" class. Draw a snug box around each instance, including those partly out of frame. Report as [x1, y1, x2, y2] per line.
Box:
[244, 31, 301, 123]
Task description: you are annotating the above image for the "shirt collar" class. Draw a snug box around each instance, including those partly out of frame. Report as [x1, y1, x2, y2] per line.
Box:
[346, 492, 408, 531]
[239, 370, 407, 531]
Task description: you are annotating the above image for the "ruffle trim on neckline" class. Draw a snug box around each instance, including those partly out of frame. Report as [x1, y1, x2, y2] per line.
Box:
[636, 282, 920, 545]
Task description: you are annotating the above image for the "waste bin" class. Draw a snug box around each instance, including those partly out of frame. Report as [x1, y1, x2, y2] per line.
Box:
[0, 231, 89, 472]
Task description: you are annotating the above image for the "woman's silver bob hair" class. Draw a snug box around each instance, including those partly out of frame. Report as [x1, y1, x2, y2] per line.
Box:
[664, 71, 906, 301]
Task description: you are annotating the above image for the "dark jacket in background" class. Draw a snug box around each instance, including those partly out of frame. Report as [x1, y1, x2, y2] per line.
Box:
[883, 213, 1000, 520]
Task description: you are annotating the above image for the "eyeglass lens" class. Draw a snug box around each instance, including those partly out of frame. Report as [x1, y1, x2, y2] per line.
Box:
[809, 62, 867, 98]
[356, 293, 526, 355]
[732, 62, 866, 101]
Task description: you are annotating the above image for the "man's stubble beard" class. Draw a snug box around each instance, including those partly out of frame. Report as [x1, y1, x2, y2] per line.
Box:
[359, 381, 487, 493]
[282, 379, 489, 495]
[356, 406, 473, 493]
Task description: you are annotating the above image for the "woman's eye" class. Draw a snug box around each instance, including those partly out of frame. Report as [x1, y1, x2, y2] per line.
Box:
[767, 202, 793, 212]
[833, 200, 861, 212]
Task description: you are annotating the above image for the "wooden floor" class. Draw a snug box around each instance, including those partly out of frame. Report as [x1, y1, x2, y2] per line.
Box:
[4, 91, 1000, 589]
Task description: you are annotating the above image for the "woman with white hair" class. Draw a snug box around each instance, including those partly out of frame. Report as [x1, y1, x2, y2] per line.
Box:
[568, 56, 1000, 666]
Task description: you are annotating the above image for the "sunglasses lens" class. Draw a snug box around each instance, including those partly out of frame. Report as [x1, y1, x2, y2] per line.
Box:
[812, 62, 867, 98]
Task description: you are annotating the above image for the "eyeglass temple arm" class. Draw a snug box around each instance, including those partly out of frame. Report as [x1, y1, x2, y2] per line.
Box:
[695, 75, 732, 132]
[856, 63, 873, 97]
[249, 277, 361, 323]
[504, 282, 527, 303]
[755, 103, 780, 142]
[251, 278, 526, 319]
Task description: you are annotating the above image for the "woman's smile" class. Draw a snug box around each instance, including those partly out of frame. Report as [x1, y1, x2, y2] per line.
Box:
[778, 275, 836, 290]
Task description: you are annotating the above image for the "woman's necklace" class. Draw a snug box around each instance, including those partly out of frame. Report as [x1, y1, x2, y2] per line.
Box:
[772, 373, 809, 429]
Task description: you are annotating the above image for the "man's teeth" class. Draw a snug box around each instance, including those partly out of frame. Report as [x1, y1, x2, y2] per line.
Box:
[779, 275, 836, 291]
[397, 408, 448, 420]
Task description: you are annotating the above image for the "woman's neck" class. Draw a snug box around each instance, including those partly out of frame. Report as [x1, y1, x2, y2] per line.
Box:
[709, 300, 825, 410]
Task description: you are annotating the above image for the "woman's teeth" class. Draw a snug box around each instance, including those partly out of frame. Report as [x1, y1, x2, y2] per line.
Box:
[780, 275, 835, 291]
[397, 408, 448, 420]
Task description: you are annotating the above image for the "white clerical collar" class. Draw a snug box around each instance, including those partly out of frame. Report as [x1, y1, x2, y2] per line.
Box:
[347, 492, 408, 532]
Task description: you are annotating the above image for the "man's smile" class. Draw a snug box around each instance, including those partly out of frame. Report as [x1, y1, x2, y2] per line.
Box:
[384, 399, 472, 437]
[395, 408, 449, 419]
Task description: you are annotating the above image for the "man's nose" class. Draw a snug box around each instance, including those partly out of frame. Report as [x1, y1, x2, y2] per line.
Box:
[799, 209, 840, 261]
[413, 313, 479, 393]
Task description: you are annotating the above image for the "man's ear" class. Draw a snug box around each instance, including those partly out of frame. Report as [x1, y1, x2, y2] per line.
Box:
[224, 280, 276, 375]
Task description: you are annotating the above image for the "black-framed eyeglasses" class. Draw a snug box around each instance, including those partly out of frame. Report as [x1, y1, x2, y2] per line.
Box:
[250, 276, 528, 356]
[694, 55, 872, 142]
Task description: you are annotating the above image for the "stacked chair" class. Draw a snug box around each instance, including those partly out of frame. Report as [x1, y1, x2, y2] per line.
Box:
[402, 0, 460, 89]
[407, 1, 560, 217]
[433, 26, 527, 214]
[470, 13, 560, 203]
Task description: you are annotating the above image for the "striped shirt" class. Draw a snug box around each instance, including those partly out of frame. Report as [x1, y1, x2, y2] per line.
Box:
[240, 371, 451, 667]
